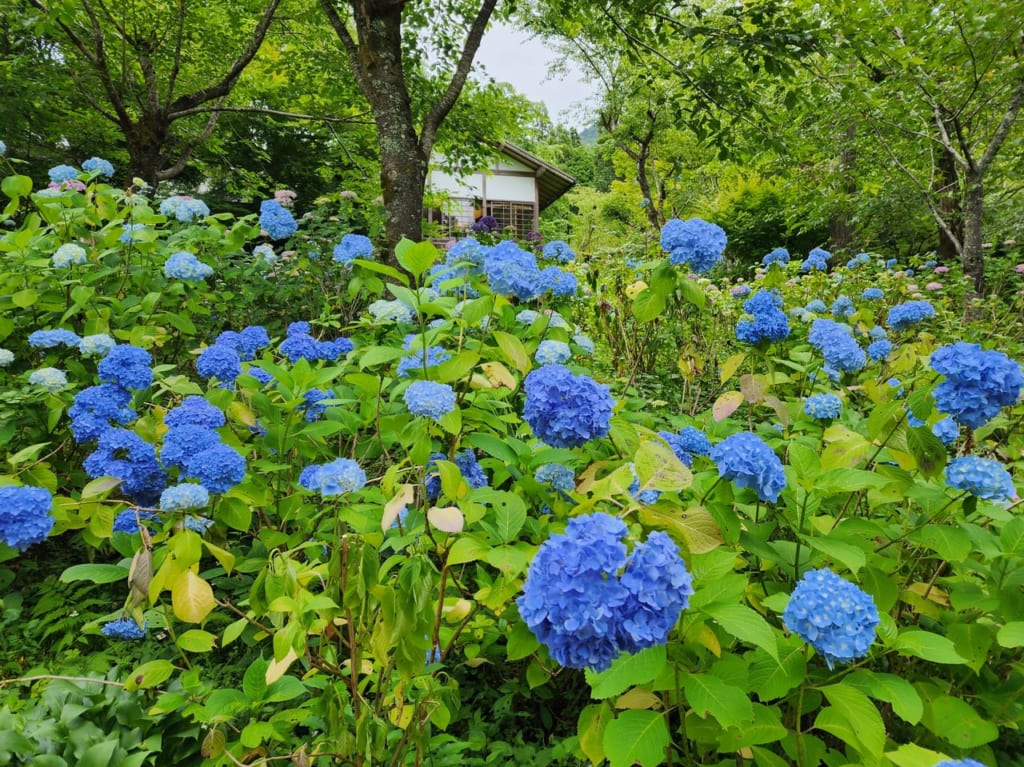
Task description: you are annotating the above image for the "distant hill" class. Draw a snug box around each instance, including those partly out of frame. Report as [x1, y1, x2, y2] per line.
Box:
[579, 124, 599, 146]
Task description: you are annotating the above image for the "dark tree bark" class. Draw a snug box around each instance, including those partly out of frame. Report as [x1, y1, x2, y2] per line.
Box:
[28, 0, 282, 189]
[319, 0, 498, 257]
[935, 147, 962, 262]
[828, 123, 857, 251]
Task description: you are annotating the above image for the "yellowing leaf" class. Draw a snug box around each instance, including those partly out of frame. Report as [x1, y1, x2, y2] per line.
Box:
[719, 353, 746, 384]
[615, 688, 662, 710]
[428, 505, 464, 533]
[713, 391, 744, 422]
[480, 361, 517, 390]
[382, 484, 416, 531]
[266, 647, 299, 685]
[172, 568, 216, 623]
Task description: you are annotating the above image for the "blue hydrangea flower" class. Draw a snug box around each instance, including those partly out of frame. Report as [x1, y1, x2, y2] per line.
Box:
[84, 428, 166, 505]
[404, 381, 457, 420]
[0, 349, 12, 367]
[573, 334, 595, 355]
[847, 253, 871, 268]
[710, 432, 786, 503]
[808, 320, 866, 373]
[539, 266, 578, 297]
[888, 378, 905, 398]
[159, 195, 210, 222]
[831, 295, 855, 319]
[99, 345, 153, 390]
[932, 417, 959, 445]
[52, 243, 87, 268]
[762, 247, 790, 266]
[182, 444, 245, 494]
[535, 340, 572, 366]
[301, 389, 331, 421]
[518, 513, 692, 671]
[29, 329, 81, 348]
[259, 199, 297, 240]
[660, 218, 726, 273]
[946, 456, 1016, 502]
[160, 483, 211, 511]
[101, 618, 147, 640]
[523, 364, 614, 448]
[867, 340, 892, 362]
[216, 326, 270, 361]
[397, 346, 451, 377]
[735, 290, 790, 345]
[446, 238, 489, 273]
[164, 251, 213, 281]
[29, 367, 67, 392]
[196, 345, 241, 384]
[800, 249, 829, 272]
[731, 284, 751, 298]
[484, 242, 544, 300]
[333, 234, 374, 264]
[535, 463, 575, 494]
[933, 760, 990, 767]
[0, 485, 53, 550]
[886, 258, 898, 269]
[299, 458, 367, 496]
[886, 300, 935, 331]
[69, 384, 135, 443]
[658, 427, 712, 467]
[48, 165, 79, 183]
[253, 243, 277, 266]
[617, 531, 694, 653]
[184, 515, 214, 534]
[783, 568, 879, 669]
[804, 300, 827, 313]
[165, 396, 226, 429]
[861, 288, 884, 300]
[245, 366, 274, 386]
[542, 240, 576, 263]
[161, 426, 221, 471]
[368, 299, 415, 324]
[82, 157, 114, 177]
[425, 451, 489, 500]
[628, 463, 661, 505]
[804, 393, 843, 420]
[79, 334, 116, 357]
[112, 509, 159, 534]
[931, 342, 1024, 429]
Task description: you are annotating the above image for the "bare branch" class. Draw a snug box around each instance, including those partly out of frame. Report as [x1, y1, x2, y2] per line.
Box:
[170, 105, 374, 124]
[979, 79, 1024, 172]
[156, 108, 222, 181]
[318, 0, 365, 92]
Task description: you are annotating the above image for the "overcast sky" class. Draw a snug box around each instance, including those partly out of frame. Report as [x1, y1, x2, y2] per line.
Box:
[473, 22, 596, 128]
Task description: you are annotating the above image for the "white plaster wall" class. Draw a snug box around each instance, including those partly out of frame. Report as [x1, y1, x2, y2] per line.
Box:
[487, 174, 534, 202]
[429, 169, 483, 198]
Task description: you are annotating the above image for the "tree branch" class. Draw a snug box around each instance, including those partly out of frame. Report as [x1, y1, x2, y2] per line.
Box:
[317, 0, 366, 92]
[979, 78, 1024, 172]
[420, 0, 499, 154]
[170, 104, 374, 124]
[156, 107, 222, 181]
[166, 0, 282, 117]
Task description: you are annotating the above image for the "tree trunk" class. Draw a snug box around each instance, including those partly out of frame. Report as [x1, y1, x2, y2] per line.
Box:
[961, 173, 985, 296]
[125, 117, 170, 191]
[936, 147, 962, 262]
[828, 123, 857, 251]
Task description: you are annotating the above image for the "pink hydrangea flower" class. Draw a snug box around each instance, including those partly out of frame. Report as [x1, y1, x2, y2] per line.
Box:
[934, 265, 950, 273]
[906, 284, 918, 291]
[925, 282, 942, 291]
[274, 189, 297, 207]
[1015, 263, 1024, 273]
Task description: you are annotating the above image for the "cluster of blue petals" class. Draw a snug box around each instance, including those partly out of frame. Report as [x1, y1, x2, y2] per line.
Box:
[804, 393, 843, 420]
[542, 240, 576, 263]
[658, 427, 711, 467]
[101, 618, 147, 640]
[867, 340, 892, 362]
[299, 458, 367, 496]
[735, 290, 790, 345]
[333, 234, 374, 264]
[258, 199, 297, 240]
[800, 247, 830, 272]
[165, 396, 226, 429]
[782, 568, 879, 668]
[930, 342, 1023, 429]
[534, 463, 575, 494]
[0, 485, 54, 551]
[397, 345, 451, 377]
[82, 157, 114, 177]
[534, 340, 572, 366]
[886, 300, 935, 331]
[160, 195, 210, 222]
[197, 345, 242, 384]
[831, 295, 855, 319]
[710, 432, 786, 503]
[69, 384, 136, 443]
[518, 513, 693, 671]
[164, 251, 213, 281]
[808, 320, 866, 374]
[761, 247, 789, 266]
[279, 322, 353, 363]
[99, 345, 153, 390]
[84, 428, 166, 506]
[29, 329, 80, 349]
[404, 380, 456, 420]
[159, 483, 211, 511]
[425, 451, 489, 500]
[660, 218, 726, 273]
[523, 364, 614, 448]
[945, 456, 1016, 501]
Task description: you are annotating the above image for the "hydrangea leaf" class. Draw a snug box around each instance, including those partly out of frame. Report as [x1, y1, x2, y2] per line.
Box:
[585, 645, 666, 700]
[171, 568, 216, 623]
[491, 331, 531, 375]
[59, 563, 129, 584]
[719, 352, 746, 384]
[747, 636, 807, 701]
[683, 672, 754, 729]
[819, 685, 885, 757]
[703, 602, 778, 659]
[638, 505, 723, 556]
[578, 703, 612, 765]
[427, 506, 464, 533]
[891, 630, 966, 664]
[634, 439, 692, 493]
[631, 286, 666, 323]
[712, 391, 744, 421]
[601, 710, 669, 767]
[395, 238, 438, 279]
[997, 621, 1024, 648]
[884, 743, 946, 767]
[921, 695, 998, 748]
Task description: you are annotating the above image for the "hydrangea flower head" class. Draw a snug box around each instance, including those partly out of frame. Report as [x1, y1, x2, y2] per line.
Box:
[933, 417, 959, 445]
[79, 334, 116, 357]
[710, 432, 786, 502]
[99, 345, 153, 390]
[29, 367, 67, 392]
[761, 247, 790, 266]
[101, 618, 147, 640]
[660, 218, 726, 273]
[535, 340, 572, 366]
[735, 290, 790, 345]
[196, 345, 241, 384]
[933, 760, 990, 767]
[397, 345, 451, 378]
[160, 483, 211, 511]
[800, 250, 829, 272]
[0, 485, 54, 550]
[333, 234, 374, 264]
[69, 384, 135, 443]
[165, 396, 226, 429]
[0, 348, 14, 367]
[831, 295, 855, 319]
[368, 299, 415, 324]
[542, 240, 575, 263]
[299, 458, 367, 496]
[946, 456, 1016, 501]
[617, 531, 694, 653]
[658, 427, 711, 467]
[253, 243, 277, 266]
[182, 444, 245, 494]
[404, 381, 457, 420]
[805, 300, 827, 314]
[471, 215, 499, 233]
[783, 568, 878, 668]
[119, 223, 147, 244]
[259, 199, 297, 240]
[573, 334, 595, 354]
[425, 451, 489, 500]
[867, 339, 892, 361]
[82, 157, 114, 177]
[804, 393, 843, 420]
[84, 428, 166, 505]
[159, 195, 210, 223]
[112, 509, 159, 534]
[52, 243, 87, 268]
[535, 463, 575, 494]
[29, 329, 81, 349]
[539, 265, 577, 297]
[731, 285, 751, 298]
[484, 242, 544, 300]
[48, 165, 79, 183]
[164, 251, 213, 281]
[886, 300, 935, 331]
[523, 364, 614, 448]
[808, 320, 866, 373]
[930, 342, 1023, 429]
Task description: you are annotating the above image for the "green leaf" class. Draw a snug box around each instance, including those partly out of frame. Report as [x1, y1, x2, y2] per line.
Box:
[844, 670, 923, 724]
[601, 710, 669, 767]
[243, 657, 268, 702]
[491, 331, 531, 374]
[177, 629, 216, 653]
[747, 637, 807, 701]
[124, 659, 176, 692]
[635, 439, 692, 493]
[446, 534, 488, 565]
[819, 685, 885, 757]
[906, 426, 947, 479]
[683, 672, 754, 729]
[507, 620, 540, 661]
[703, 602, 777, 659]
[395, 238, 438, 278]
[585, 646, 666, 700]
[803, 535, 866, 573]
[11, 288, 38, 308]
[885, 743, 947, 767]
[76, 740, 118, 767]
[264, 675, 307, 704]
[60, 563, 128, 584]
[637, 505, 723, 555]
[908, 525, 972, 563]
[1, 174, 32, 198]
[891, 630, 966, 664]
[997, 621, 1024, 648]
[475, 489, 527, 543]
[632, 287, 666, 323]
[676, 277, 706, 310]
[922, 695, 998, 748]
[463, 432, 520, 467]
[577, 704, 613, 765]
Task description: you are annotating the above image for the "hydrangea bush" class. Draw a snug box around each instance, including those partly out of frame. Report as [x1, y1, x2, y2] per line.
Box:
[0, 160, 1021, 767]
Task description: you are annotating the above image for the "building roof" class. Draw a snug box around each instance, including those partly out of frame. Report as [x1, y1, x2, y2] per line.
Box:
[497, 142, 576, 210]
